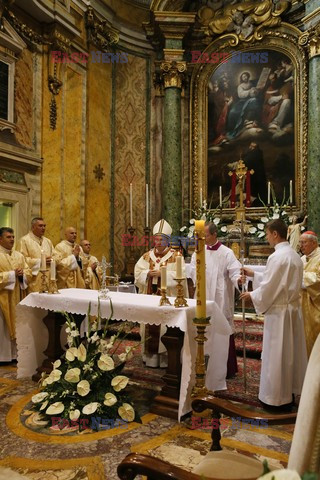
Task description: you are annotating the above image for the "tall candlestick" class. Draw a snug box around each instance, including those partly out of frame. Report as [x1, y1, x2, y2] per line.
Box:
[41, 252, 46, 270]
[50, 259, 56, 281]
[160, 264, 167, 289]
[289, 180, 293, 204]
[267, 181, 271, 205]
[200, 187, 203, 206]
[176, 252, 183, 279]
[195, 220, 206, 319]
[129, 183, 133, 226]
[145, 183, 149, 228]
[219, 185, 222, 207]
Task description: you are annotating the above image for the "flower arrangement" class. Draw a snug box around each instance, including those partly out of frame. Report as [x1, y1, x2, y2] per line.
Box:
[180, 201, 228, 239]
[248, 191, 294, 239]
[31, 301, 140, 431]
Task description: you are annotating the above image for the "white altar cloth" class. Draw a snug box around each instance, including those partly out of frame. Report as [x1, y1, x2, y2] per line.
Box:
[16, 288, 231, 419]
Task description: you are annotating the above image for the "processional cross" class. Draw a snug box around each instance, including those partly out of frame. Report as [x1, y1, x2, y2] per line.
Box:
[228, 157, 254, 392]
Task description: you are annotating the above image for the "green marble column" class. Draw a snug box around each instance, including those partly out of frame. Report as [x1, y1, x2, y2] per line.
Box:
[307, 56, 320, 234]
[162, 85, 182, 235]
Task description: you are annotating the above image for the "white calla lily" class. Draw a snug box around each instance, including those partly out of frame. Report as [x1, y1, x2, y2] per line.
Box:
[258, 470, 301, 480]
[40, 400, 48, 411]
[64, 368, 81, 383]
[66, 347, 78, 362]
[98, 354, 115, 371]
[220, 226, 227, 233]
[111, 375, 129, 392]
[258, 232, 266, 238]
[32, 392, 48, 404]
[249, 227, 257, 234]
[118, 403, 135, 422]
[82, 402, 99, 415]
[53, 359, 61, 369]
[69, 409, 80, 420]
[272, 213, 280, 219]
[257, 223, 264, 230]
[77, 343, 87, 362]
[46, 402, 65, 415]
[104, 392, 117, 406]
[261, 216, 269, 223]
[77, 380, 90, 396]
[213, 217, 220, 225]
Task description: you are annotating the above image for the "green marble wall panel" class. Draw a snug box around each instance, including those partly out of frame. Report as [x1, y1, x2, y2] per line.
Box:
[163, 86, 182, 235]
[307, 56, 320, 234]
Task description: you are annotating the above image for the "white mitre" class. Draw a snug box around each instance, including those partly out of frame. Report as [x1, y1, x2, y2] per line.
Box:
[153, 219, 172, 238]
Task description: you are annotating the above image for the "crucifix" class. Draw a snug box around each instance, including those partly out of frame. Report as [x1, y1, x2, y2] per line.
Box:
[228, 157, 254, 221]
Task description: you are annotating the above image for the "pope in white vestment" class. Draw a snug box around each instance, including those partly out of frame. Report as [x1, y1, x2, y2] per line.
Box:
[241, 220, 308, 407]
[18, 217, 58, 293]
[189, 222, 241, 389]
[135, 219, 187, 368]
[0, 228, 32, 361]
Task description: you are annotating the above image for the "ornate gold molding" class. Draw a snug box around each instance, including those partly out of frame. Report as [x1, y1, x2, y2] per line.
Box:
[299, 22, 320, 58]
[85, 6, 119, 50]
[2, 8, 46, 46]
[160, 60, 186, 88]
[198, 0, 290, 44]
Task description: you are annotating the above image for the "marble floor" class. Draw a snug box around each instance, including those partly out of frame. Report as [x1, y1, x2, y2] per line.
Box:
[0, 363, 294, 480]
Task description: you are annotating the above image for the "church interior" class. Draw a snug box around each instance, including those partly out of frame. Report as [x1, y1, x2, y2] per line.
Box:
[0, 0, 320, 478]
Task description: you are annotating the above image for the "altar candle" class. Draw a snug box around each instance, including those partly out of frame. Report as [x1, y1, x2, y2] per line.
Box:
[41, 252, 46, 270]
[145, 183, 149, 228]
[267, 182, 271, 205]
[195, 220, 206, 319]
[219, 185, 222, 207]
[289, 180, 293, 204]
[160, 264, 167, 289]
[129, 183, 133, 226]
[50, 259, 56, 281]
[200, 187, 203, 206]
[176, 252, 183, 279]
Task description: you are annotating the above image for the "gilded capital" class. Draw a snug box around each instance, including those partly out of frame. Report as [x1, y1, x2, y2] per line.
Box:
[299, 24, 320, 58]
[160, 60, 186, 89]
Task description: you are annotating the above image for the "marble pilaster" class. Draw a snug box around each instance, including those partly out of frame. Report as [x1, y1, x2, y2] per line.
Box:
[307, 55, 320, 234]
[163, 85, 182, 235]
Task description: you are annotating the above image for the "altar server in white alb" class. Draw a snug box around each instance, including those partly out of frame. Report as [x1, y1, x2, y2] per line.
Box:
[241, 219, 308, 408]
[189, 221, 242, 389]
[0, 227, 32, 361]
[134, 219, 187, 368]
[18, 217, 58, 293]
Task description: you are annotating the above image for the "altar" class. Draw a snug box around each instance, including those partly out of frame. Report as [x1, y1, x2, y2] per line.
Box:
[16, 288, 231, 420]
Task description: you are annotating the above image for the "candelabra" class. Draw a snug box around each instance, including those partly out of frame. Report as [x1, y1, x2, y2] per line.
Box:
[144, 225, 151, 250]
[174, 278, 188, 308]
[159, 287, 172, 306]
[48, 279, 59, 294]
[39, 269, 48, 293]
[191, 315, 211, 397]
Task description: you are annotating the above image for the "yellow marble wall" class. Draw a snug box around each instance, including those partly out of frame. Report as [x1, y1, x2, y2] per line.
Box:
[85, 60, 112, 260]
[15, 48, 33, 148]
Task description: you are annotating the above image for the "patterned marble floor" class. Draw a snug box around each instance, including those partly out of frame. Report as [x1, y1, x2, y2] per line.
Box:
[0, 363, 294, 480]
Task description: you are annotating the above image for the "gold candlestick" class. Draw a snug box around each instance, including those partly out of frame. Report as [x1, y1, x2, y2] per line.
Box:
[39, 269, 48, 293]
[174, 278, 188, 308]
[48, 279, 59, 294]
[159, 287, 171, 306]
[191, 315, 211, 397]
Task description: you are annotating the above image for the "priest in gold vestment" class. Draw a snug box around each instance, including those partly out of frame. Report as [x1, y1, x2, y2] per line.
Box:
[55, 227, 86, 289]
[134, 219, 186, 368]
[18, 217, 58, 293]
[0, 227, 32, 361]
[80, 239, 100, 290]
[300, 231, 320, 356]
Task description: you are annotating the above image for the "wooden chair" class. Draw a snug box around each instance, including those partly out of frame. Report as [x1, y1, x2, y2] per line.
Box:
[117, 334, 320, 480]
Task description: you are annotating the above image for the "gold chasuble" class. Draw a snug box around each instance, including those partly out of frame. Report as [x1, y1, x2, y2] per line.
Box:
[55, 240, 86, 289]
[301, 246, 320, 356]
[0, 246, 32, 338]
[18, 232, 58, 293]
[81, 253, 100, 290]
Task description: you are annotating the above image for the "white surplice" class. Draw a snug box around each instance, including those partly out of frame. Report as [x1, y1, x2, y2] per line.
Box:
[189, 243, 240, 390]
[250, 241, 308, 406]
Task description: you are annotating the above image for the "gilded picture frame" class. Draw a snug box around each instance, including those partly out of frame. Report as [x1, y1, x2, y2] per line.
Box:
[189, 24, 308, 218]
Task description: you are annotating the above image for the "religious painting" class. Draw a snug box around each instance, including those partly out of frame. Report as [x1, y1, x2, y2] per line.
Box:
[207, 49, 295, 209]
